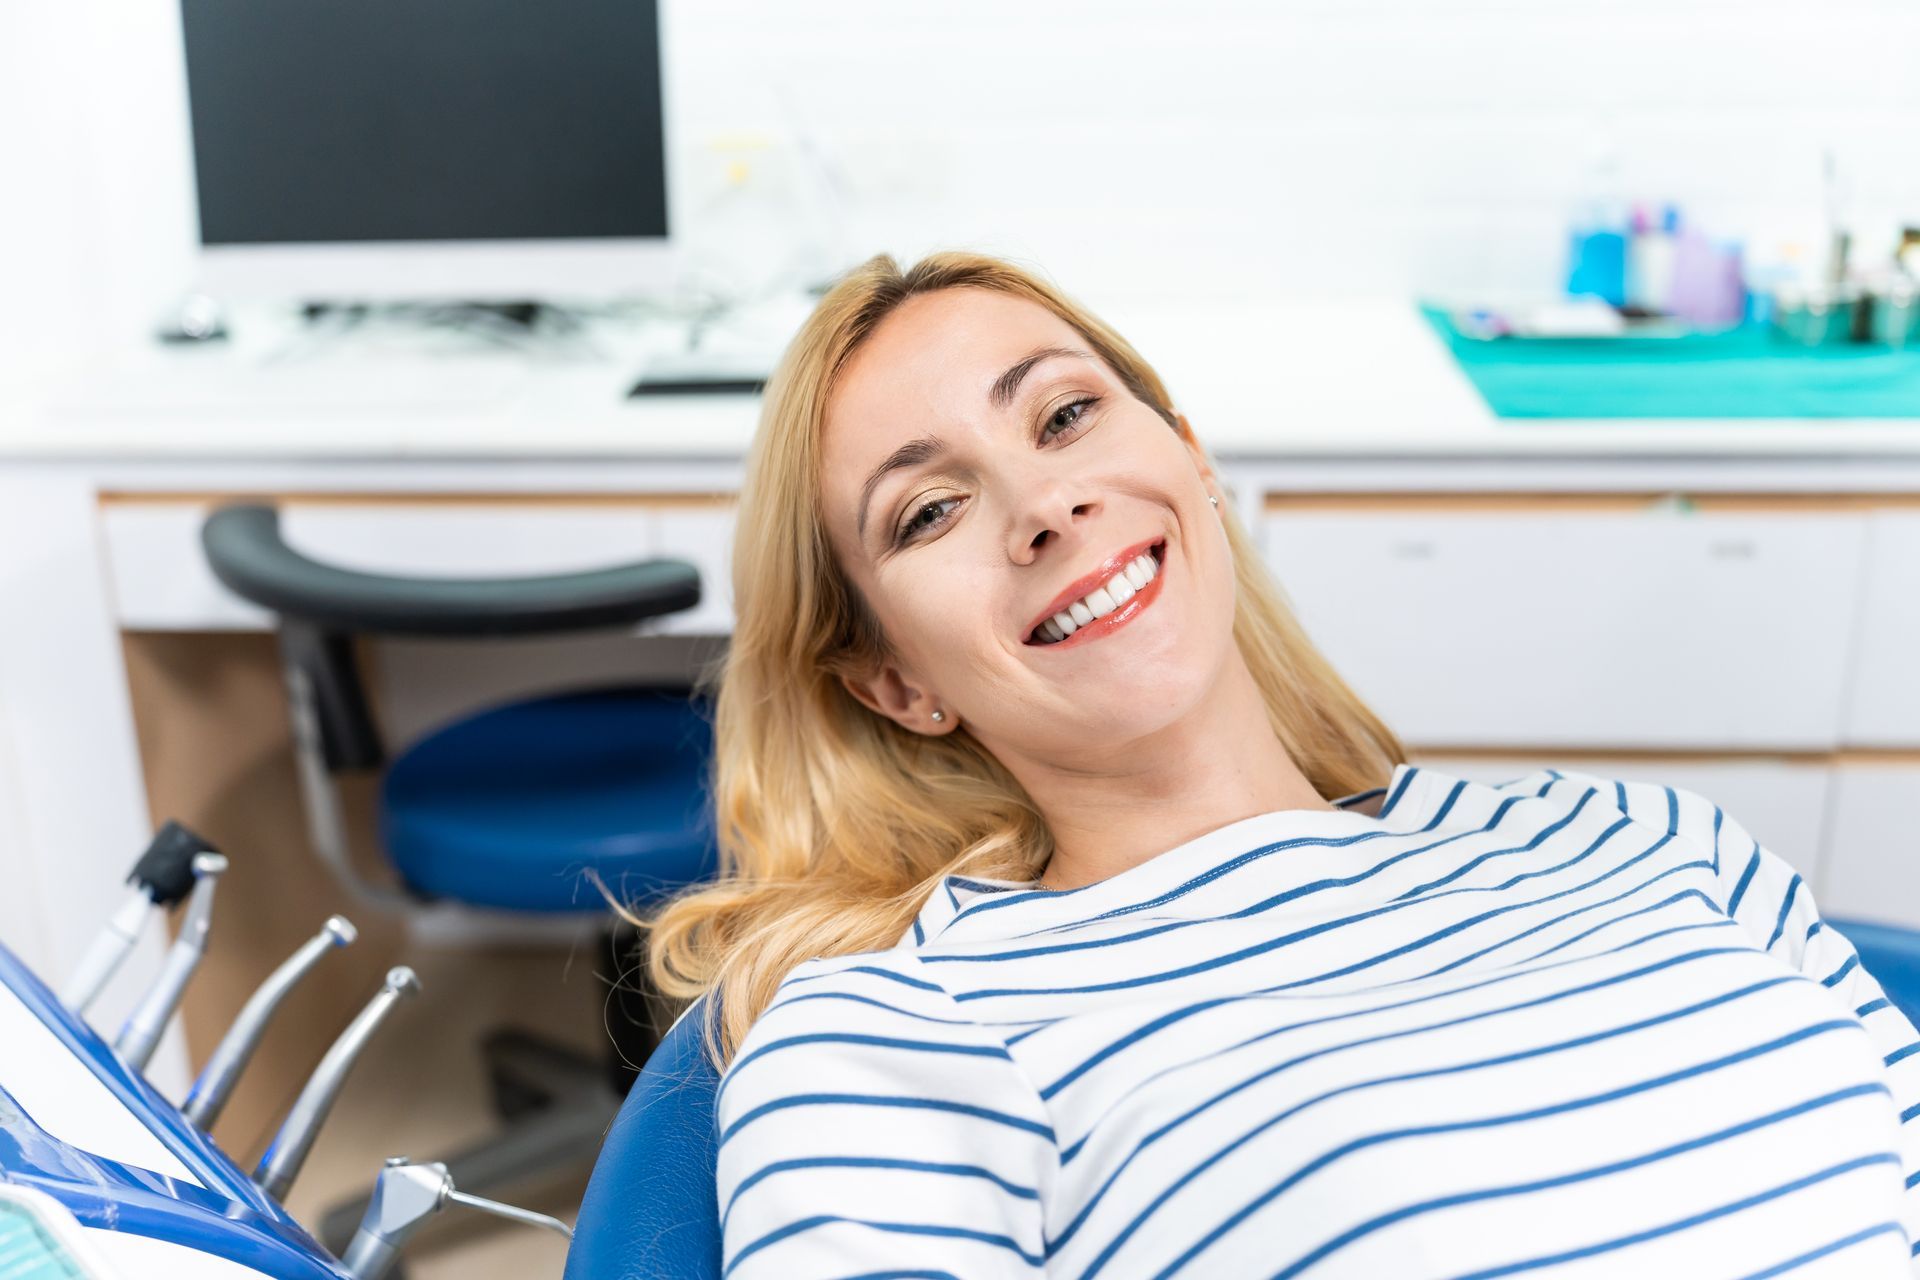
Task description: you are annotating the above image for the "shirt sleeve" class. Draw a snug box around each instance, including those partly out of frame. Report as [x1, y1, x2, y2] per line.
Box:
[1578, 769, 1920, 1268]
[714, 953, 1057, 1279]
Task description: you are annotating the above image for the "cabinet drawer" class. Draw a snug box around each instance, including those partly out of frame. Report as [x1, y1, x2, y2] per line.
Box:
[1408, 754, 1831, 886]
[1262, 510, 1866, 749]
[645, 504, 736, 636]
[101, 499, 719, 632]
[1818, 765, 1920, 930]
[1844, 513, 1920, 745]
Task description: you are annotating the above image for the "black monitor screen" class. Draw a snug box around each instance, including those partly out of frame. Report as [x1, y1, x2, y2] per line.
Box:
[179, 0, 667, 245]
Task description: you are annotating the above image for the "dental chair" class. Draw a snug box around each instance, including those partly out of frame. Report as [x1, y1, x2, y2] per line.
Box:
[565, 993, 722, 1279]
[556, 918, 1920, 1280]
[199, 503, 721, 1257]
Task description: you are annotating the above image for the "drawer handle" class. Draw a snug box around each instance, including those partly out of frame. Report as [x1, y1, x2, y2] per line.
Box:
[1392, 540, 1435, 559]
[1708, 539, 1757, 559]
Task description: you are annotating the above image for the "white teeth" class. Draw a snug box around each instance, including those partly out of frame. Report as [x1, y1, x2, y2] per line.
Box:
[1031, 545, 1163, 643]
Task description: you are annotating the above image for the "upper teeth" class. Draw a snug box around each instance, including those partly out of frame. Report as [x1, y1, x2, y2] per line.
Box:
[1035, 550, 1159, 643]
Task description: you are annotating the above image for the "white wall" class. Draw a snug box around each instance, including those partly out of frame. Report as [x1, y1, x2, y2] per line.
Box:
[2, 0, 1918, 377]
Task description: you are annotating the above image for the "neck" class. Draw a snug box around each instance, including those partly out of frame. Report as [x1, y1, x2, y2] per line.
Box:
[1005, 653, 1333, 892]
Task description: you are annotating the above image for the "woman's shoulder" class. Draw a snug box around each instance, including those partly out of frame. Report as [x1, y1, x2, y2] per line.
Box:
[1526, 765, 1727, 840]
[723, 950, 976, 1072]
[714, 947, 1036, 1133]
[1427, 763, 1739, 866]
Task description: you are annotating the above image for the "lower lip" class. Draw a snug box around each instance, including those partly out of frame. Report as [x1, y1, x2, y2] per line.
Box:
[1030, 548, 1167, 651]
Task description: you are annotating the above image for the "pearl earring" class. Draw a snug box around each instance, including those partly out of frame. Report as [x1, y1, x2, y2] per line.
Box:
[930, 710, 945, 723]
[1209, 495, 1220, 508]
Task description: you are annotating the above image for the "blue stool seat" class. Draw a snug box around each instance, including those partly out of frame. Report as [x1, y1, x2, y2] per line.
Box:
[383, 686, 717, 913]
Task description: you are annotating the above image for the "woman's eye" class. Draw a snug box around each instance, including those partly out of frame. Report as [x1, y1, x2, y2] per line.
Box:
[1041, 395, 1099, 443]
[896, 495, 962, 545]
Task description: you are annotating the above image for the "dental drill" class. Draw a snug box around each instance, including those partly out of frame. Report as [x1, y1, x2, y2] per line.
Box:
[341, 1157, 573, 1280]
[255, 966, 421, 1202]
[62, 821, 218, 1017]
[182, 915, 358, 1130]
[111, 852, 229, 1072]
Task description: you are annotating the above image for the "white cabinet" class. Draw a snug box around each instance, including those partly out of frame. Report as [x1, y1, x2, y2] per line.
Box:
[1817, 765, 1920, 930]
[644, 504, 736, 636]
[101, 499, 706, 631]
[1409, 754, 1832, 886]
[1844, 512, 1920, 746]
[1263, 509, 1867, 750]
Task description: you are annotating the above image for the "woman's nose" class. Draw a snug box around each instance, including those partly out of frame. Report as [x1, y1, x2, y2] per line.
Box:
[1012, 489, 1097, 560]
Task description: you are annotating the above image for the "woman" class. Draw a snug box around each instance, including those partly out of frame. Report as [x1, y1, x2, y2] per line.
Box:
[636, 251, 1920, 1278]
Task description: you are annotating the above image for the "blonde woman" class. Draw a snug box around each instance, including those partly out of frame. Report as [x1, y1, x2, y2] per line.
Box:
[635, 251, 1920, 1278]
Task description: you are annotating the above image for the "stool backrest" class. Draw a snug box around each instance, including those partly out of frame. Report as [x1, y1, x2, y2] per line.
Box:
[564, 995, 722, 1279]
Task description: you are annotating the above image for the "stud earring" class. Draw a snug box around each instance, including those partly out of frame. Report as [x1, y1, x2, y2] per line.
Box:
[930, 710, 946, 723]
[1209, 495, 1220, 508]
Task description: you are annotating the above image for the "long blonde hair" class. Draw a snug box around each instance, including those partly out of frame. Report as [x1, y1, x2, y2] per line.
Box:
[631, 250, 1405, 1075]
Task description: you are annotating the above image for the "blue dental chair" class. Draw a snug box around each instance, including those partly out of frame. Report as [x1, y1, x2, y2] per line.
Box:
[557, 919, 1920, 1280]
[200, 503, 721, 1258]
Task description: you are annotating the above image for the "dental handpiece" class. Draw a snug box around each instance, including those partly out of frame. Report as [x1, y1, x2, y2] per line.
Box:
[341, 1157, 573, 1280]
[255, 966, 421, 1202]
[112, 853, 228, 1072]
[182, 915, 358, 1130]
[62, 820, 217, 1016]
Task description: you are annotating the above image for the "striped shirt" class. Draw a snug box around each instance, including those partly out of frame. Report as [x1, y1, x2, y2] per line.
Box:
[714, 764, 1920, 1278]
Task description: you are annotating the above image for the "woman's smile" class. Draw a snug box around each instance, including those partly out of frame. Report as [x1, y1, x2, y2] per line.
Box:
[1022, 537, 1168, 650]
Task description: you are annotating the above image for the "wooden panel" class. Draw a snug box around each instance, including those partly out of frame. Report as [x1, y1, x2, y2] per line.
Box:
[119, 631, 405, 1163]
[1264, 509, 1867, 749]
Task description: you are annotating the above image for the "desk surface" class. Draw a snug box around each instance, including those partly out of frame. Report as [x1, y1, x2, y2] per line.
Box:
[10, 299, 1920, 465]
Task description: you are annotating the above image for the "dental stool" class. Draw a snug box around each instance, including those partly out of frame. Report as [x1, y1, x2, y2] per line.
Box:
[199, 502, 720, 1255]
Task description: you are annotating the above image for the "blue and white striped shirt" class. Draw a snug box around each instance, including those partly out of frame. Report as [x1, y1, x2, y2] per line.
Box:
[715, 764, 1920, 1278]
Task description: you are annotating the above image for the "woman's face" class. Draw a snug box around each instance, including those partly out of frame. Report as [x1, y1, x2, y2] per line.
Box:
[819, 287, 1239, 768]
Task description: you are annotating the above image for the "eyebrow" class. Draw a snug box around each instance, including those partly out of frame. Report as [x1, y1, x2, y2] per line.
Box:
[857, 435, 947, 541]
[855, 344, 1096, 542]
[990, 345, 1094, 411]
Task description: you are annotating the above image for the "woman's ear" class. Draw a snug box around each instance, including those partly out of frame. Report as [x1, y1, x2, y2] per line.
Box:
[839, 663, 955, 735]
[1175, 412, 1221, 498]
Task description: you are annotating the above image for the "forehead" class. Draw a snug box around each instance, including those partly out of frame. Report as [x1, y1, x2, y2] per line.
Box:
[829, 288, 1088, 437]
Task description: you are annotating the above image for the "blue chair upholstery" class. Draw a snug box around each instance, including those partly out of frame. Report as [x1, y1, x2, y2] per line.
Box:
[566, 995, 723, 1280]
[383, 687, 717, 913]
[1830, 916, 1920, 1028]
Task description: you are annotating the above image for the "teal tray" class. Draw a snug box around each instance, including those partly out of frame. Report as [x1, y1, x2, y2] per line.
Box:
[1421, 304, 1920, 419]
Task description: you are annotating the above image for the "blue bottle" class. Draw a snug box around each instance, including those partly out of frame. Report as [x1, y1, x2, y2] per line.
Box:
[1568, 225, 1627, 306]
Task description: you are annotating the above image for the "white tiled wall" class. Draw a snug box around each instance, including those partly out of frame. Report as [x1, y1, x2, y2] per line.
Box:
[6, 0, 1919, 366]
[674, 0, 1920, 305]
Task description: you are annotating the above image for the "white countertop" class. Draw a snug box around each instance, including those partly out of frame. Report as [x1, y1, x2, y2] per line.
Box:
[5, 297, 1920, 464]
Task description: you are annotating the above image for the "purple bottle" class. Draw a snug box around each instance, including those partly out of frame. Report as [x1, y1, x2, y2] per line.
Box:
[1668, 228, 1746, 330]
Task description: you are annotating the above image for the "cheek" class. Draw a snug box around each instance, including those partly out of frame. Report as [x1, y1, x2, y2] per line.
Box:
[875, 563, 1001, 670]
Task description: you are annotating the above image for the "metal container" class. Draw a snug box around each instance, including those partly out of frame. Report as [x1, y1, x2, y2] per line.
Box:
[1868, 278, 1920, 349]
[1769, 283, 1863, 346]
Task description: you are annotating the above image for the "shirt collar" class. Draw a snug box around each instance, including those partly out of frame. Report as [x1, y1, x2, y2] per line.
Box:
[899, 762, 1429, 948]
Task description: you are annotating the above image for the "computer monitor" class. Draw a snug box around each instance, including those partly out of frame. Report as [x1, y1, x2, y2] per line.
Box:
[177, 0, 676, 303]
